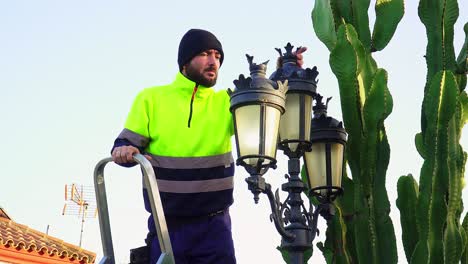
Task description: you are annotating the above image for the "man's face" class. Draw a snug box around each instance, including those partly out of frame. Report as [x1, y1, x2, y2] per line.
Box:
[183, 49, 221, 87]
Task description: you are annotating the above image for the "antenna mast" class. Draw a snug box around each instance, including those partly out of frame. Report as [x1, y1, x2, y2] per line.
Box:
[62, 183, 97, 247]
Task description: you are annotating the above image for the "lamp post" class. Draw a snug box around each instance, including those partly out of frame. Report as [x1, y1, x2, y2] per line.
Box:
[229, 44, 347, 263]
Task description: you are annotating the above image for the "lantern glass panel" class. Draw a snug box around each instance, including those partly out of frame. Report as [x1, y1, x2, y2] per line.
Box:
[304, 142, 344, 196]
[264, 105, 281, 161]
[235, 104, 281, 166]
[235, 105, 260, 165]
[330, 142, 344, 188]
[279, 93, 313, 151]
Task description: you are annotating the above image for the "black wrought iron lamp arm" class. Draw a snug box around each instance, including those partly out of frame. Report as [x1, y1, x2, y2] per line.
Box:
[264, 183, 295, 240]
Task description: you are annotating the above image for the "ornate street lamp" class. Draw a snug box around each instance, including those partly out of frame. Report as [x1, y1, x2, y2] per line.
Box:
[304, 94, 347, 204]
[270, 43, 319, 158]
[229, 45, 347, 264]
[228, 54, 288, 203]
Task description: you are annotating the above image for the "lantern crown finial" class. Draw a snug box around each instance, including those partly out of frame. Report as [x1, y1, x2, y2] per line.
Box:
[229, 54, 288, 115]
[275, 42, 297, 64]
[313, 94, 332, 118]
[246, 54, 269, 77]
[270, 42, 319, 95]
[311, 94, 346, 137]
[230, 54, 288, 94]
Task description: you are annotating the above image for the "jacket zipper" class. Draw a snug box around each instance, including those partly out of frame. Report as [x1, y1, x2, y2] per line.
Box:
[187, 84, 199, 128]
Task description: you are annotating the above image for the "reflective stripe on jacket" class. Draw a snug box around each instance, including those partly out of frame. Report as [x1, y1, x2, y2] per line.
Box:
[117, 72, 235, 217]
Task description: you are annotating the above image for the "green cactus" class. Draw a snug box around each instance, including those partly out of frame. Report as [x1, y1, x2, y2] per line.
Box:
[395, 0, 468, 263]
[316, 173, 356, 264]
[462, 213, 468, 264]
[310, 0, 403, 263]
[396, 174, 420, 261]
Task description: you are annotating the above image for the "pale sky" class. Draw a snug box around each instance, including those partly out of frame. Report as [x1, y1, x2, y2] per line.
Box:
[1, 1, 467, 263]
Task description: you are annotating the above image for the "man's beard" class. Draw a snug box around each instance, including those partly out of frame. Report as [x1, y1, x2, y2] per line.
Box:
[185, 64, 217, 87]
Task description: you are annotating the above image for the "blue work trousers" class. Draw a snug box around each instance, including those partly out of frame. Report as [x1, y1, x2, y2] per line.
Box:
[143, 190, 236, 264]
[148, 211, 236, 264]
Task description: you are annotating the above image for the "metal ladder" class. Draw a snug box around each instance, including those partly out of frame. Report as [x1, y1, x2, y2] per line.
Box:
[94, 154, 175, 264]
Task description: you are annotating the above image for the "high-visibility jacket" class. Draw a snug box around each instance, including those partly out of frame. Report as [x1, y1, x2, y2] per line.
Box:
[115, 72, 235, 217]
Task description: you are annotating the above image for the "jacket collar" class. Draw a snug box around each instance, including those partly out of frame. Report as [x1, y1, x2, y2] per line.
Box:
[172, 72, 214, 98]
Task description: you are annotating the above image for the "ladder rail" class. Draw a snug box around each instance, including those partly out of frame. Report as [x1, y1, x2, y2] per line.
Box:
[94, 154, 175, 264]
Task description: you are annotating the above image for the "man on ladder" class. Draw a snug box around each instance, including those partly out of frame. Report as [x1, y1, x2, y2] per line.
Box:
[111, 29, 237, 264]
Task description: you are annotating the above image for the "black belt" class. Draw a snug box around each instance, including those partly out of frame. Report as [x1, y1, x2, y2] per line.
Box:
[166, 209, 227, 227]
[207, 209, 225, 217]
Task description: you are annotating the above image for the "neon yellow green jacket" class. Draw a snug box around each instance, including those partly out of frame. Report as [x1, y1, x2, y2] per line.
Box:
[116, 72, 235, 217]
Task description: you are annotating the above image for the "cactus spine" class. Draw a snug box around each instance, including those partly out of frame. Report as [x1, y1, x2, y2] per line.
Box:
[311, 0, 404, 263]
[396, 0, 468, 262]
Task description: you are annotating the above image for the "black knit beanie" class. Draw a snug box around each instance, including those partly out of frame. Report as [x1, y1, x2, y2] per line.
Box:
[177, 29, 224, 71]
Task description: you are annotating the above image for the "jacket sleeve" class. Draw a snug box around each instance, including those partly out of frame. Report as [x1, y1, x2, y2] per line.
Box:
[111, 89, 151, 167]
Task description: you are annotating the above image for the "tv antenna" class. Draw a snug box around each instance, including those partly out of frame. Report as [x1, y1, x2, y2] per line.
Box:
[62, 183, 97, 247]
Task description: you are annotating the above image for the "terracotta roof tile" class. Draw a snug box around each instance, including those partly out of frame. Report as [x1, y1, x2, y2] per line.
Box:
[0, 217, 95, 263]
